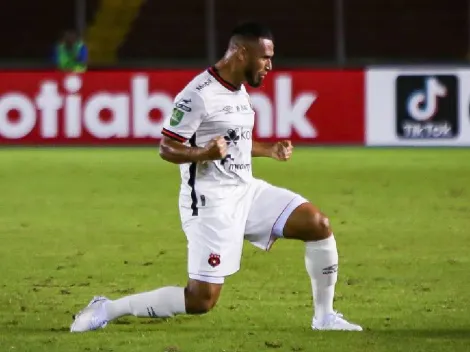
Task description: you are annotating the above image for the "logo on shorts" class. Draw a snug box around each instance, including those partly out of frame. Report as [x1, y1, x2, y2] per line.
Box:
[208, 253, 221, 267]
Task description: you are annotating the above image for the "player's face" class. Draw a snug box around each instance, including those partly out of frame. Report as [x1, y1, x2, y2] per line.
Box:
[243, 39, 274, 88]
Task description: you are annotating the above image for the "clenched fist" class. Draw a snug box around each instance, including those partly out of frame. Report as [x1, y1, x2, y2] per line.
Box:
[271, 140, 293, 161]
[203, 136, 228, 160]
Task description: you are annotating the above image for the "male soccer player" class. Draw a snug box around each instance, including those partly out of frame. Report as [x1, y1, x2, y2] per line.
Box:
[70, 22, 362, 332]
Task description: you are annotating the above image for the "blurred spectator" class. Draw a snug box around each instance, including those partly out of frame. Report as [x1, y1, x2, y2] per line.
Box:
[54, 30, 88, 72]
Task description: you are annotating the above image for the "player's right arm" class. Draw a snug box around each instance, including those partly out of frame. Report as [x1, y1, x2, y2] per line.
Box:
[159, 135, 227, 164]
[159, 90, 227, 164]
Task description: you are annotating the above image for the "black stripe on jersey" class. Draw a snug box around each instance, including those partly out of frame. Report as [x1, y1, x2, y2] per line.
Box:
[161, 128, 187, 142]
[188, 134, 198, 216]
[208, 66, 239, 92]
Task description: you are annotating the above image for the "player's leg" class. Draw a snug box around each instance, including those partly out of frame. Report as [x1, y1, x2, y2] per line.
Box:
[245, 179, 362, 331]
[70, 279, 223, 332]
[103, 211, 232, 322]
[282, 202, 362, 330]
[70, 251, 226, 333]
[105, 277, 223, 317]
[71, 201, 244, 332]
[105, 278, 223, 318]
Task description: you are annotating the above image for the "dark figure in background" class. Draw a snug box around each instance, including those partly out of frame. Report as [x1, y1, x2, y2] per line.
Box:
[54, 30, 88, 72]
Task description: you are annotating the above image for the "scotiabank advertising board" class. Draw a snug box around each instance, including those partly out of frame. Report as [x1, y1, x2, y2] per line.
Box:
[0, 70, 364, 145]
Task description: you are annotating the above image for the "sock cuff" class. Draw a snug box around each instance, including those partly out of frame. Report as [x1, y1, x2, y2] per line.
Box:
[305, 234, 336, 250]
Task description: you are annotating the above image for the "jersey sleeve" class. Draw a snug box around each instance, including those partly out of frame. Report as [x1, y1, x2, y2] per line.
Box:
[161, 89, 206, 143]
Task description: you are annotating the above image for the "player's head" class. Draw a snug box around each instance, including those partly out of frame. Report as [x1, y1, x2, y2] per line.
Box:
[228, 22, 274, 88]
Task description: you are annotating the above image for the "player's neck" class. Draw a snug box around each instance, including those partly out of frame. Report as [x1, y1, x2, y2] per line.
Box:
[213, 60, 244, 89]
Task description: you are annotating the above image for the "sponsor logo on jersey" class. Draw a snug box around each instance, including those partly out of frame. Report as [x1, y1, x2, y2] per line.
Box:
[220, 153, 251, 172]
[228, 163, 251, 171]
[222, 105, 234, 114]
[196, 77, 212, 91]
[222, 104, 251, 114]
[236, 104, 250, 112]
[175, 98, 192, 112]
[220, 154, 234, 166]
[223, 127, 252, 146]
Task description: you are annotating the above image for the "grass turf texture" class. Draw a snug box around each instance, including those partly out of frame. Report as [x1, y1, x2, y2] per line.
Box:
[0, 147, 469, 352]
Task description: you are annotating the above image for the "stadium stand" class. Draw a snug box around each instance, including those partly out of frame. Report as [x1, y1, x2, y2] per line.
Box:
[117, 1, 207, 63]
[0, 0, 99, 63]
[345, 0, 467, 62]
[0, 0, 466, 65]
[117, 0, 466, 64]
[117, 0, 335, 64]
[85, 0, 145, 65]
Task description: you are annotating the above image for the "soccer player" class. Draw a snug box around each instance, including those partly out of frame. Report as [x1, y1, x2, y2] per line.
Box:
[70, 22, 362, 332]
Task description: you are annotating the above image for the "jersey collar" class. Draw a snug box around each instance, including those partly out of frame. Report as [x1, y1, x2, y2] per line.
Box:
[208, 66, 240, 92]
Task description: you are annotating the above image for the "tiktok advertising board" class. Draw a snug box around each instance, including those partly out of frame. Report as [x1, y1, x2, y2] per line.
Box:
[0, 70, 364, 145]
[366, 67, 470, 146]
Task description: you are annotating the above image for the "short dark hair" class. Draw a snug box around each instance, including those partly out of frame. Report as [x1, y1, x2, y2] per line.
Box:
[230, 21, 273, 41]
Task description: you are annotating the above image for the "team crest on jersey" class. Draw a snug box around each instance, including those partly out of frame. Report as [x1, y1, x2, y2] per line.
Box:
[170, 108, 184, 126]
[208, 253, 221, 267]
[224, 129, 240, 145]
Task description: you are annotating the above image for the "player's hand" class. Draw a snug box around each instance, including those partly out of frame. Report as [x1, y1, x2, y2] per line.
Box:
[203, 136, 228, 160]
[271, 140, 293, 161]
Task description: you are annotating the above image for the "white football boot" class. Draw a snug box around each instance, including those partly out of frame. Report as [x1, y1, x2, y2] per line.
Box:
[312, 312, 363, 331]
[70, 296, 110, 332]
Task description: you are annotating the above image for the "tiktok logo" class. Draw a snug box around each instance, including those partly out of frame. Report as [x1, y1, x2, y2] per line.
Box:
[406, 77, 447, 121]
[396, 75, 458, 139]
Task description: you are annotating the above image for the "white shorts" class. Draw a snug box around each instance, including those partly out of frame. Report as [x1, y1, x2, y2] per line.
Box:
[179, 178, 308, 284]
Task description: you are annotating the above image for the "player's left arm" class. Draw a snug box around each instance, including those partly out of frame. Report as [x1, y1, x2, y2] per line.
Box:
[252, 140, 293, 161]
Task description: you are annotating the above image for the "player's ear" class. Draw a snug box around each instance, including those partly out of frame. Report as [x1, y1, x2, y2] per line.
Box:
[237, 45, 248, 62]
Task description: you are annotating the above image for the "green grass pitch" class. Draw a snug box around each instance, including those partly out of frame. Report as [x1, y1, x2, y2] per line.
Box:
[0, 147, 469, 352]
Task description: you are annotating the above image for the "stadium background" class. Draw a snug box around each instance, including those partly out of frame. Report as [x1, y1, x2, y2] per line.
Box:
[0, 0, 469, 146]
[1, 0, 467, 68]
[1, 2, 469, 352]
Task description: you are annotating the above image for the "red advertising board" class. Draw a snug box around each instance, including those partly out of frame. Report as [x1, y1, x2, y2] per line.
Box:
[0, 70, 364, 145]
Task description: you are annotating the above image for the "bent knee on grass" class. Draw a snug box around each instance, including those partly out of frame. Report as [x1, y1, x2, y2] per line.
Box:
[185, 279, 223, 314]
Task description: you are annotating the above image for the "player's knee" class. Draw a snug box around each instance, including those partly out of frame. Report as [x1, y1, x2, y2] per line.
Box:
[184, 282, 221, 315]
[284, 203, 332, 241]
[193, 296, 217, 314]
[307, 211, 331, 240]
[185, 293, 218, 314]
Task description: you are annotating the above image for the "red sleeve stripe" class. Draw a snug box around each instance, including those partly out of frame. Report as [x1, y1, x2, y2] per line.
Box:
[162, 128, 187, 142]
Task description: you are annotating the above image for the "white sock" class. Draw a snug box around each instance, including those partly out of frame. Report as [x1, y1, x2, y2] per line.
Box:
[305, 235, 338, 321]
[104, 286, 186, 321]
